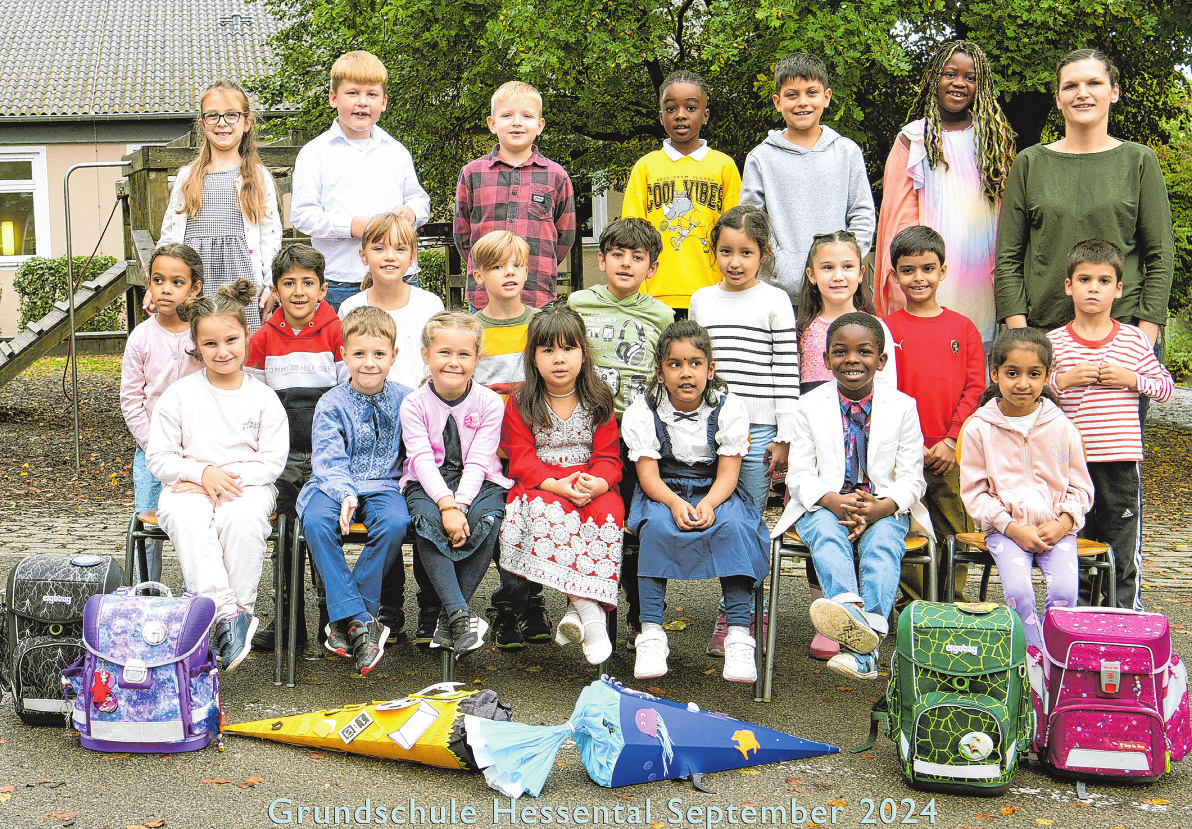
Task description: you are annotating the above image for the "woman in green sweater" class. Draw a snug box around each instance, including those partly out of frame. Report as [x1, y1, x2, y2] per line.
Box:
[994, 48, 1173, 343]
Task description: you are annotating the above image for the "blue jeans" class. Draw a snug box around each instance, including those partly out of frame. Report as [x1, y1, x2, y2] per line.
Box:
[301, 489, 410, 624]
[740, 423, 778, 514]
[325, 280, 363, 313]
[795, 507, 909, 637]
[133, 447, 164, 583]
[640, 575, 753, 627]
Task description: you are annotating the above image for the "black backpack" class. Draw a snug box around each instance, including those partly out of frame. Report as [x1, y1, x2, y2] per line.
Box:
[2, 554, 122, 725]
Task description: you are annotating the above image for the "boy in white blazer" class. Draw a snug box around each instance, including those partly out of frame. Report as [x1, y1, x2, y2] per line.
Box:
[773, 313, 930, 680]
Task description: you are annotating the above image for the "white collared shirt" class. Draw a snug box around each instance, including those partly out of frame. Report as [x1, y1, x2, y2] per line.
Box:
[290, 119, 432, 284]
[622, 391, 750, 465]
[661, 138, 710, 162]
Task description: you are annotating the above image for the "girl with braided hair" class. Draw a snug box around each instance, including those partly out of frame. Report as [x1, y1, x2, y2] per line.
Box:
[874, 41, 1015, 342]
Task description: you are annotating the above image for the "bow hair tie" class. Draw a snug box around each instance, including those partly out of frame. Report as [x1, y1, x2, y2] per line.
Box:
[672, 410, 699, 422]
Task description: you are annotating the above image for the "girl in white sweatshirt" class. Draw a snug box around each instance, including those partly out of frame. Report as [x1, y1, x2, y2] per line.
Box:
[148, 278, 288, 673]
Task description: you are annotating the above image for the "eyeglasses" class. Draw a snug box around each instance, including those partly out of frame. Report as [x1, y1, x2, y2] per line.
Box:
[201, 111, 246, 125]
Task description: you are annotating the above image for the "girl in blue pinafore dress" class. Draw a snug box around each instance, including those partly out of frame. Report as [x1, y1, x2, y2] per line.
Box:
[622, 320, 769, 684]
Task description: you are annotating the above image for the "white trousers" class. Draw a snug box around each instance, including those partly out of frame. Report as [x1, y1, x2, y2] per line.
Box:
[157, 485, 275, 619]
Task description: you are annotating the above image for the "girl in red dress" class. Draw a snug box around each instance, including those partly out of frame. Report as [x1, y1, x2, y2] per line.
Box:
[499, 305, 624, 664]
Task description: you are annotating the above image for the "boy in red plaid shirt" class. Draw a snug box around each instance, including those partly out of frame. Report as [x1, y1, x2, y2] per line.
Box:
[454, 81, 576, 312]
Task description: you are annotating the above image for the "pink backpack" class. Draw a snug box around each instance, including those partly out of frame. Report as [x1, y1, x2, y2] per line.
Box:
[1029, 607, 1191, 780]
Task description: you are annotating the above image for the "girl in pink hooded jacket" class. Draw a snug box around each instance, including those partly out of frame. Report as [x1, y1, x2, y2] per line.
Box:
[959, 329, 1094, 650]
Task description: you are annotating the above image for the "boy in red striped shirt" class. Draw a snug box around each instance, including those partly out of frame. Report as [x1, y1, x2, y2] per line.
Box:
[1047, 239, 1173, 611]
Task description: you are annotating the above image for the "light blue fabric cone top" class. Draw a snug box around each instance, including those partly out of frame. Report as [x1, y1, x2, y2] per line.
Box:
[570, 681, 625, 787]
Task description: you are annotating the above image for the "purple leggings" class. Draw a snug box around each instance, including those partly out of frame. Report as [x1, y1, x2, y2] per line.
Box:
[986, 532, 1079, 652]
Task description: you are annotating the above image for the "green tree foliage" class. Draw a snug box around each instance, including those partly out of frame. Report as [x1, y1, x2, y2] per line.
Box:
[1158, 97, 1192, 314]
[251, 0, 1192, 308]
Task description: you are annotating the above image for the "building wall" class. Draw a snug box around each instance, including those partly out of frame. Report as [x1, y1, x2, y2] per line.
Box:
[0, 118, 190, 335]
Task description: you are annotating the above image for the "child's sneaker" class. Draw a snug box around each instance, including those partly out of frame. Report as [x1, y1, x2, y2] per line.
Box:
[633, 627, 669, 679]
[217, 611, 258, 674]
[415, 605, 440, 649]
[625, 619, 639, 651]
[827, 648, 879, 680]
[446, 610, 487, 660]
[520, 594, 552, 642]
[492, 603, 524, 650]
[706, 611, 729, 657]
[348, 617, 389, 676]
[809, 598, 879, 655]
[722, 628, 757, 683]
[324, 621, 351, 657]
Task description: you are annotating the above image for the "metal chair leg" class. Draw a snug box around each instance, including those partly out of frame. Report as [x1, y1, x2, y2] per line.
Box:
[440, 649, 455, 683]
[287, 516, 302, 688]
[752, 579, 767, 702]
[762, 537, 784, 703]
[599, 603, 616, 676]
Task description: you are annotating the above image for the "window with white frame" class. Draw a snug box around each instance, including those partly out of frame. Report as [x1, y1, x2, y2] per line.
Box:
[0, 147, 50, 263]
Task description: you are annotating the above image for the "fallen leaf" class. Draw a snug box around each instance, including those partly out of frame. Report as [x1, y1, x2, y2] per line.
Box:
[202, 778, 233, 785]
[102, 753, 130, 759]
[555, 759, 565, 767]
[308, 751, 328, 759]
[0, 737, 6, 743]
[0, 785, 13, 793]
[144, 820, 167, 828]
[741, 802, 757, 808]
[786, 778, 805, 785]
[243, 777, 264, 786]
[999, 807, 1020, 815]
[1035, 820, 1053, 826]
[860, 752, 876, 760]
[828, 798, 848, 807]
[1143, 799, 1171, 806]
[703, 669, 716, 675]
[525, 666, 543, 673]
[835, 686, 853, 692]
[739, 768, 760, 775]
[648, 687, 664, 695]
[975, 812, 998, 820]
[43, 812, 76, 821]
[613, 793, 629, 801]
[1068, 801, 1090, 808]
[662, 620, 687, 631]
[38, 780, 64, 788]
[0, 793, 10, 803]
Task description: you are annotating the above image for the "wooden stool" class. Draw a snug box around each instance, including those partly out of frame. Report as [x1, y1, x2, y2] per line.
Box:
[754, 529, 935, 703]
[944, 532, 1117, 607]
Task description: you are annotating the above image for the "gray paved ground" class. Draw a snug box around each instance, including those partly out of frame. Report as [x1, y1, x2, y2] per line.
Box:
[0, 406, 1190, 829]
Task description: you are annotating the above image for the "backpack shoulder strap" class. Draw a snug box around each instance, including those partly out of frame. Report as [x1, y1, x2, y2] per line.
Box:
[851, 693, 889, 753]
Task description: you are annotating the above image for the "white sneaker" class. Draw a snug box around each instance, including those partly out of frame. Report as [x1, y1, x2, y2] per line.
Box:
[581, 617, 612, 665]
[722, 628, 757, 683]
[633, 627, 669, 679]
[555, 607, 583, 646]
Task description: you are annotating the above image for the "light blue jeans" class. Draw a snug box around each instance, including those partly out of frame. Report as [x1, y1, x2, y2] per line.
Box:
[795, 507, 909, 637]
[133, 447, 163, 583]
[741, 423, 778, 513]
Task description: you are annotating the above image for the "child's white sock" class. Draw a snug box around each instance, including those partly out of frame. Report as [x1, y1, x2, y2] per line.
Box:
[640, 622, 665, 635]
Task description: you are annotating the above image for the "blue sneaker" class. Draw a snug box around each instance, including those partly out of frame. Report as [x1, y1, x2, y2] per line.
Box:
[809, 598, 880, 655]
[827, 648, 879, 680]
[217, 611, 258, 674]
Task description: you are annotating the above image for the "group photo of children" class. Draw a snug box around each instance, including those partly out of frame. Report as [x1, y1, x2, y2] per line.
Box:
[121, 39, 1177, 689]
[2, 23, 1184, 823]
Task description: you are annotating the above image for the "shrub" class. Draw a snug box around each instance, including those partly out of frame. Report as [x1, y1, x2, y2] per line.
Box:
[1165, 310, 1192, 384]
[13, 255, 122, 333]
[417, 247, 448, 307]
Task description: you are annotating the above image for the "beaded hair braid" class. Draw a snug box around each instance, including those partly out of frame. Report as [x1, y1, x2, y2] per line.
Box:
[906, 41, 1016, 204]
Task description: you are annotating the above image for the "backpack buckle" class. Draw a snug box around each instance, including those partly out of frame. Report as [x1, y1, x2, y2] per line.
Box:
[121, 659, 148, 687]
[1100, 660, 1120, 695]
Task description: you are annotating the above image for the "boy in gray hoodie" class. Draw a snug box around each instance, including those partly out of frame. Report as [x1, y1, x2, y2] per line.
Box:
[740, 53, 876, 306]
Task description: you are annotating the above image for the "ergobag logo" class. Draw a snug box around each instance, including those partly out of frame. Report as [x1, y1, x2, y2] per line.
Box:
[945, 643, 979, 656]
[42, 595, 71, 604]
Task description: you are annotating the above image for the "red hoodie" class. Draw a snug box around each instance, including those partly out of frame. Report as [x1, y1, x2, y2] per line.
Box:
[246, 300, 348, 452]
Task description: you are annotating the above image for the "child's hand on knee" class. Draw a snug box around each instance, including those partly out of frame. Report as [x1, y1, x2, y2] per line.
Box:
[669, 500, 701, 532]
[200, 466, 243, 504]
[339, 496, 358, 535]
[818, 492, 854, 522]
[1006, 522, 1049, 554]
[171, 481, 206, 495]
[1036, 516, 1073, 548]
[574, 473, 609, 500]
[691, 498, 717, 530]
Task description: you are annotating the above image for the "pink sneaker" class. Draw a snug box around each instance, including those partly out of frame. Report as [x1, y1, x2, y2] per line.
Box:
[810, 631, 840, 660]
[707, 612, 730, 657]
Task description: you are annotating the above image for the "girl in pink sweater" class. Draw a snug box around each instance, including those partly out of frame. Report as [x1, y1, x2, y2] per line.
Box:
[959, 329, 1094, 650]
[120, 244, 204, 581]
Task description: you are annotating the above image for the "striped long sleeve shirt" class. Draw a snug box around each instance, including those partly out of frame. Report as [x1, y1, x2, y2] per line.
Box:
[1048, 321, 1174, 462]
[689, 281, 800, 441]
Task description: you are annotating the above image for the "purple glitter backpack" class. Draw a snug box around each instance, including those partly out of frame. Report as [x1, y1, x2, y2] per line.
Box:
[62, 583, 221, 753]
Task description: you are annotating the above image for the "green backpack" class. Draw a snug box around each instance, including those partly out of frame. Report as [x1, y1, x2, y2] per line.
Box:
[856, 601, 1035, 796]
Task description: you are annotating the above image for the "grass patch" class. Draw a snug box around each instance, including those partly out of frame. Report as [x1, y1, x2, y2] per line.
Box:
[1167, 312, 1192, 385]
[21, 355, 123, 379]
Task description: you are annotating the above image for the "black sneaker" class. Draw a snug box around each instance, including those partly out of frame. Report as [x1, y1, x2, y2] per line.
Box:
[520, 594, 552, 642]
[415, 605, 441, 649]
[493, 603, 524, 650]
[429, 611, 452, 650]
[324, 621, 351, 657]
[377, 608, 405, 645]
[447, 609, 487, 660]
[348, 617, 389, 676]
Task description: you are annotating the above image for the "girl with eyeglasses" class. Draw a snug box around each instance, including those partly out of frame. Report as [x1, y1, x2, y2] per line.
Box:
[159, 80, 282, 330]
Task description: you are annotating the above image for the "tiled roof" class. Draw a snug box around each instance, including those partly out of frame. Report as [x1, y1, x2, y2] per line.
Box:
[0, 0, 283, 117]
